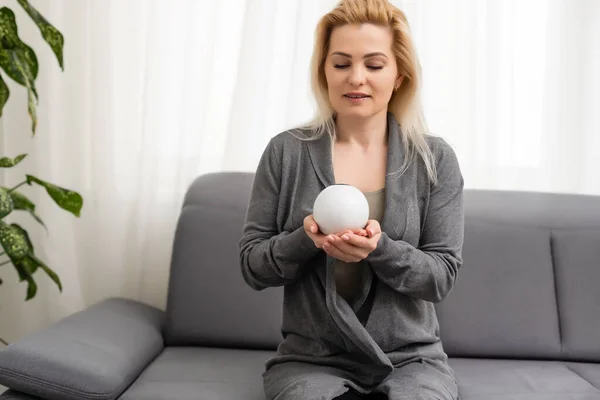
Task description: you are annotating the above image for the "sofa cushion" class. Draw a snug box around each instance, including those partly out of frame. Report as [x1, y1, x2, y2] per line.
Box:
[0, 299, 164, 400]
[437, 220, 561, 359]
[163, 173, 283, 349]
[437, 190, 600, 361]
[565, 363, 600, 391]
[120, 347, 273, 400]
[449, 358, 600, 399]
[0, 391, 41, 399]
[553, 229, 600, 362]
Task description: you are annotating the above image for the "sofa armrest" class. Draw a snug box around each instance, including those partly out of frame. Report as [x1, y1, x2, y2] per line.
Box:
[0, 298, 164, 400]
[0, 389, 42, 399]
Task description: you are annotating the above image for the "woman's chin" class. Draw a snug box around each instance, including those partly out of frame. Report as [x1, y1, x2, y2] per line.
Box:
[335, 107, 377, 120]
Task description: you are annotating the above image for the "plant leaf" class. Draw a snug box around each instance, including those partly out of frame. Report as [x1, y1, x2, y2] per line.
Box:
[24, 68, 36, 133]
[0, 222, 57, 300]
[10, 51, 37, 133]
[0, 220, 32, 260]
[0, 72, 8, 117]
[14, 253, 37, 280]
[0, 187, 14, 219]
[0, 7, 39, 134]
[0, 222, 38, 300]
[4, 189, 47, 231]
[0, 153, 27, 168]
[7, 189, 33, 209]
[29, 253, 62, 291]
[16, 0, 64, 70]
[12, 261, 37, 300]
[27, 209, 46, 229]
[26, 175, 82, 217]
[0, 8, 39, 86]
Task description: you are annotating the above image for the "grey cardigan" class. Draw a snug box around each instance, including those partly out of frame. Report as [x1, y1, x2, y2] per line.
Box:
[239, 112, 464, 399]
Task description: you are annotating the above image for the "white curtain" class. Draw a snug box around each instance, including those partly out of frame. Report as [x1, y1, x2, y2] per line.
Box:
[0, 0, 598, 343]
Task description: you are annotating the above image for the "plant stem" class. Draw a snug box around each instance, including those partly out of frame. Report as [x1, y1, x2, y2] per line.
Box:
[9, 180, 27, 192]
[0, 338, 9, 346]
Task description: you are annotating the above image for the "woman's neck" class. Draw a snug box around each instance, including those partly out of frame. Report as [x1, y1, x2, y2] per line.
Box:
[334, 110, 388, 149]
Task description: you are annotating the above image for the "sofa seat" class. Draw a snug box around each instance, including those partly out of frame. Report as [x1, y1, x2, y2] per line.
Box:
[449, 358, 600, 399]
[120, 353, 600, 400]
[2, 350, 600, 399]
[120, 347, 272, 400]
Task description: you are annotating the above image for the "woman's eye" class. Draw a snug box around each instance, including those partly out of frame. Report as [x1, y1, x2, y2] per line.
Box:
[333, 65, 383, 70]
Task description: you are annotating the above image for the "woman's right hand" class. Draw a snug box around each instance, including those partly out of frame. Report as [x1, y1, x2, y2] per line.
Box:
[303, 214, 367, 249]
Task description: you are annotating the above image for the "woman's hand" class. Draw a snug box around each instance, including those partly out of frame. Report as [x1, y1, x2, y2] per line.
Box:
[321, 220, 382, 263]
[303, 215, 368, 249]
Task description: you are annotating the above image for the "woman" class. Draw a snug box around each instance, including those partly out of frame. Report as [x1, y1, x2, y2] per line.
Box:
[239, 0, 464, 399]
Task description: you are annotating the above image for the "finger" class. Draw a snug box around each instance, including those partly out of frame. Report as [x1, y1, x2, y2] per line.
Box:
[365, 220, 381, 237]
[307, 231, 328, 248]
[329, 236, 365, 259]
[322, 242, 357, 263]
[340, 232, 370, 248]
[317, 234, 335, 248]
[309, 218, 319, 234]
[303, 215, 317, 233]
[332, 229, 367, 237]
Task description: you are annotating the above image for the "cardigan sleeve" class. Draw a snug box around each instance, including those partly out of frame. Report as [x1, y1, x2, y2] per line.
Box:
[365, 137, 464, 303]
[239, 138, 322, 291]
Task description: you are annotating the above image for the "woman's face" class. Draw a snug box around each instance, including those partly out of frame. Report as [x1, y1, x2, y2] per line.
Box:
[324, 23, 402, 120]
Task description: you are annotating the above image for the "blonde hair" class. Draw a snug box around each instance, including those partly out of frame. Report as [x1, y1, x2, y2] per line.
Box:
[295, 0, 437, 184]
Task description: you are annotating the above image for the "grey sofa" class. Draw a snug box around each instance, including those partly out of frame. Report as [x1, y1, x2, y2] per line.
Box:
[1, 172, 599, 400]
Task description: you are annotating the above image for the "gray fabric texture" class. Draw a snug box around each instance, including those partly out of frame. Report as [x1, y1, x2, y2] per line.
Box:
[436, 189, 600, 362]
[239, 112, 464, 399]
[0, 298, 164, 400]
[0, 391, 41, 400]
[5, 355, 598, 400]
[162, 172, 285, 349]
[449, 358, 600, 399]
[565, 363, 600, 392]
[553, 229, 600, 361]
[460, 189, 600, 229]
[120, 347, 271, 400]
[264, 357, 457, 400]
[435, 220, 562, 359]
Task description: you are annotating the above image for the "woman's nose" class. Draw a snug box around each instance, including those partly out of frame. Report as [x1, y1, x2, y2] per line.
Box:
[348, 66, 366, 86]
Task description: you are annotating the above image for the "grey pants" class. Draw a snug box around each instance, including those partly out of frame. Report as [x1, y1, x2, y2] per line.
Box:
[375, 360, 458, 400]
[265, 359, 458, 400]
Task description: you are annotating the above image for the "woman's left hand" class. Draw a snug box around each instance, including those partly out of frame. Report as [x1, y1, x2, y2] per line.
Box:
[322, 220, 382, 262]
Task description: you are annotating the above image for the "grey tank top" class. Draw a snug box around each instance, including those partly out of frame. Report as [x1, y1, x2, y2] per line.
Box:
[334, 187, 386, 308]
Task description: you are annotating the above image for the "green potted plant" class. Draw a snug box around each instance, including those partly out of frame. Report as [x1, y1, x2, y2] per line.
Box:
[0, 1, 83, 344]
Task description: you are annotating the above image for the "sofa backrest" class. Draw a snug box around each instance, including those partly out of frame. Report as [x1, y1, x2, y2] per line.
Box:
[436, 189, 600, 362]
[163, 173, 284, 350]
[164, 172, 600, 362]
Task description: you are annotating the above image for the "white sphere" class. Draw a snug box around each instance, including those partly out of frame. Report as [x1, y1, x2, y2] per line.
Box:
[312, 184, 369, 235]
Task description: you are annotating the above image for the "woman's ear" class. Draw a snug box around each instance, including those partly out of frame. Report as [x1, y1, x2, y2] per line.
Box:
[395, 75, 404, 90]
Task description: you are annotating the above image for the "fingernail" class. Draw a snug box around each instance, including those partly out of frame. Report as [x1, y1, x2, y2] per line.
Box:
[310, 226, 315, 233]
[342, 235, 349, 241]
